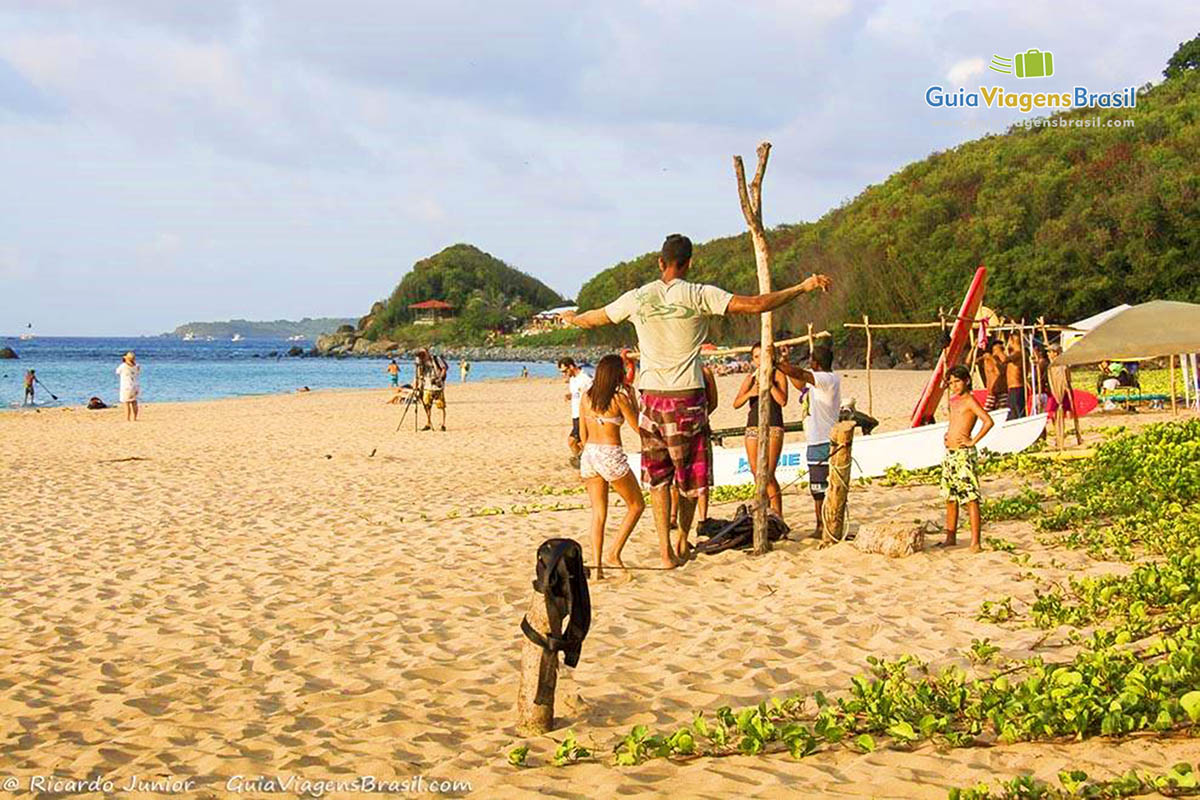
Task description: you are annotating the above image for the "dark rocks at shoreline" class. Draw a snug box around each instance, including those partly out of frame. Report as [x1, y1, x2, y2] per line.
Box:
[0, 347, 17, 360]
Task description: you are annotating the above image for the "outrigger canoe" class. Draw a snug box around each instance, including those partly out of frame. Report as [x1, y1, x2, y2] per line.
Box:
[628, 410, 1047, 487]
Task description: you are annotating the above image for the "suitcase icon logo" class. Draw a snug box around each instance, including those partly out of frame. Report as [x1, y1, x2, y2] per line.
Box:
[989, 49, 1054, 78]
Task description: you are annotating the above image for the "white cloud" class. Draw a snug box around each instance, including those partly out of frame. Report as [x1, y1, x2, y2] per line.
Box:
[0, 1, 1192, 334]
[947, 57, 985, 85]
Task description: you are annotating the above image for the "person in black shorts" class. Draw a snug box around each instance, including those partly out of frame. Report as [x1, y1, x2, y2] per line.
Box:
[732, 343, 789, 515]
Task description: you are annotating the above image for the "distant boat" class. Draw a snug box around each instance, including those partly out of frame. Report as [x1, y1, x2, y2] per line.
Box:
[205, 336, 215, 341]
[182, 332, 196, 341]
[287, 334, 306, 341]
[19, 322, 33, 340]
[231, 334, 244, 342]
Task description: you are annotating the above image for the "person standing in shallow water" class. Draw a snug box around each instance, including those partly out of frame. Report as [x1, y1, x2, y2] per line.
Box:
[565, 233, 831, 569]
[23, 369, 35, 406]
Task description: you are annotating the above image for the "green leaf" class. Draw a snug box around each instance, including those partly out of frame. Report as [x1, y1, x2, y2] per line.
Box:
[507, 745, 528, 767]
[1181, 691, 1200, 722]
[887, 721, 917, 742]
[853, 734, 875, 753]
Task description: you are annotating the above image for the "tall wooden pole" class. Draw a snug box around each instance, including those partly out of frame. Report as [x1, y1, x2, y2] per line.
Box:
[734, 142, 773, 556]
[863, 314, 873, 416]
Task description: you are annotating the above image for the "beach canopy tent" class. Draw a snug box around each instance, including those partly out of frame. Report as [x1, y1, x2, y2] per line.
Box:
[1058, 301, 1200, 366]
[1061, 304, 1131, 350]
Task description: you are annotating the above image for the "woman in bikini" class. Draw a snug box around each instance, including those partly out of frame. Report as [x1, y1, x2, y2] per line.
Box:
[732, 342, 789, 515]
[579, 354, 646, 579]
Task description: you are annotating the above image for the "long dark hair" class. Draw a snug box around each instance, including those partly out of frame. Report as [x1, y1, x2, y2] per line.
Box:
[587, 354, 624, 413]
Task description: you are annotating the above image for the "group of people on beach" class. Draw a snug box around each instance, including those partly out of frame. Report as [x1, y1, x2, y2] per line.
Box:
[560, 233, 836, 573]
[553, 232, 1044, 573]
[19, 352, 140, 420]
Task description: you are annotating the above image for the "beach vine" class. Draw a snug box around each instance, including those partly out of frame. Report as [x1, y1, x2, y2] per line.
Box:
[508, 419, 1200, 784]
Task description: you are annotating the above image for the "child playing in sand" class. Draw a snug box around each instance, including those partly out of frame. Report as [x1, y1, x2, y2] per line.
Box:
[940, 365, 994, 552]
[579, 354, 645, 578]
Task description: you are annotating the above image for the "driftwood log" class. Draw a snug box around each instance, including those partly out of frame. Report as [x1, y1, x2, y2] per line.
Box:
[734, 141, 774, 556]
[822, 421, 855, 545]
[516, 587, 563, 735]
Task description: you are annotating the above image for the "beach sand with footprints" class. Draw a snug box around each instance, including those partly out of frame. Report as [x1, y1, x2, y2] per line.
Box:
[2, 370, 1198, 798]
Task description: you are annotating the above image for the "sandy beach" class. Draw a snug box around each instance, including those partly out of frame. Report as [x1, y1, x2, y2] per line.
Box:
[2, 369, 1198, 799]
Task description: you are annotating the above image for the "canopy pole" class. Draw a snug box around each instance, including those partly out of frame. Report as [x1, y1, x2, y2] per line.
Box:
[1171, 354, 1178, 416]
[863, 314, 873, 416]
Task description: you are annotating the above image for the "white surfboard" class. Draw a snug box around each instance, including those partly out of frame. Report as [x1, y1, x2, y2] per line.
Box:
[628, 411, 1047, 487]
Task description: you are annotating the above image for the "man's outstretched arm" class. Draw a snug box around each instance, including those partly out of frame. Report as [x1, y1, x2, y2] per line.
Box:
[561, 308, 612, 329]
[726, 274, 832, 315]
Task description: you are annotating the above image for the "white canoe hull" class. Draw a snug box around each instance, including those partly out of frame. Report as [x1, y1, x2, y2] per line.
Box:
[628, 411, 1047, 487]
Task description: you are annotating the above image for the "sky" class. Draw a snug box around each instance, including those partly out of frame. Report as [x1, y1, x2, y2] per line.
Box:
[0, 1, 1193, 335]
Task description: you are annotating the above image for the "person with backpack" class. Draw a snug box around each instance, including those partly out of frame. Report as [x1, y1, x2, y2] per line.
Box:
[415, 348, 448, 431]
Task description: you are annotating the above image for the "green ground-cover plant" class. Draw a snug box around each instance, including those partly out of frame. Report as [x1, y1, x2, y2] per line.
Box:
[949, 763, 1200, 798]
[508, 420, 1200, 774]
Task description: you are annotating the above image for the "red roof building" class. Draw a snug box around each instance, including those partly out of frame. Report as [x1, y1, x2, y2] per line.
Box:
[408, 299, 454, 325]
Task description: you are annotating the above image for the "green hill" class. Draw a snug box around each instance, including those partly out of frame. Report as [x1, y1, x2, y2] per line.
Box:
[170, 317, 354, 338]
[363, 243, 566, 344]
[577, 63, 1200, 347]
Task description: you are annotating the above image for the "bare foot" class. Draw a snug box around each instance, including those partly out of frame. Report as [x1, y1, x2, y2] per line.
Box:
[660, 555, 678, 570]
[603, 553, 626, 571]
[933, 536, 958, 549]
[969, 544, 983, 553]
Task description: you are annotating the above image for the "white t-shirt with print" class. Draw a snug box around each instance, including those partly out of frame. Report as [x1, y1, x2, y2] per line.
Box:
[805, 371, 841, 446]
[568, 370, 593, 418]
[603, 279, 733, 392]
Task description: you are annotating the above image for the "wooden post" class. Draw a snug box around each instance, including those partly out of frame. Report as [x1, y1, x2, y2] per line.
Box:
[823, 421, 855, 545]
[734, 142, 774, 556]
[1171, 354, 1178, 416]
[863, 314, 873, 416]
[516, 590, 561, 734]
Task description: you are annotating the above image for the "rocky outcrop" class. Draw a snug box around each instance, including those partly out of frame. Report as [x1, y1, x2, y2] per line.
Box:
[0, 347, 17, 359]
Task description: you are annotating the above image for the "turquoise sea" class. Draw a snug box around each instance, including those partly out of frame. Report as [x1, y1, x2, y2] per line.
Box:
[2, 337, 560, 409]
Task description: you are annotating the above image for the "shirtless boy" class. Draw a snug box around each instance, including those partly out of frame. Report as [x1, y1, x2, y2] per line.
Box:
[941, 365, 995, 552]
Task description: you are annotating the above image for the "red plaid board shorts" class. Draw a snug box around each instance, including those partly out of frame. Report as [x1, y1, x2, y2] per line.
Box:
[637, 390, 712, 498]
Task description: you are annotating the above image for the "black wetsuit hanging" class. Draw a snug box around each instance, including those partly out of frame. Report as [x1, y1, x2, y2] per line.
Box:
[520, 538, 591, 668]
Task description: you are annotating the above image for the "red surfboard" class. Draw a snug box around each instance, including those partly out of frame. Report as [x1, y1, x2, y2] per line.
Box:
[911, 266, 988, 427]
[971, 389, 1099, 417]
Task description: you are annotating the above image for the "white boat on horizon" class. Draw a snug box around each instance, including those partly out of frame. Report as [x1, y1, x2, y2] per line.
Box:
[231, 334, 244, 342]
[628, 410, 1047, 487]
[287, 334, 306, 341]
[182, 332, 196, 341]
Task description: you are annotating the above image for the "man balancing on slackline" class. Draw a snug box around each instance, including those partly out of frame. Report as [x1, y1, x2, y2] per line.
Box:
[565, 233, 831, 569]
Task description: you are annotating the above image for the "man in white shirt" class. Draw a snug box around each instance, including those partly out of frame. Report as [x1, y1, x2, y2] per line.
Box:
[778, 345, 841, 539]
[558, 357, 593, 462]
[566, 233, 832, 567]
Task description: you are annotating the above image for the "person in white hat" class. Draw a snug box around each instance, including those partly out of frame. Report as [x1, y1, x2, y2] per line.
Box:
[116, 351, 141, 421]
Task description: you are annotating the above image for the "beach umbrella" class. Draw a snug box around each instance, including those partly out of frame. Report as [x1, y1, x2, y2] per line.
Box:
[1058, 300, 1200, 366]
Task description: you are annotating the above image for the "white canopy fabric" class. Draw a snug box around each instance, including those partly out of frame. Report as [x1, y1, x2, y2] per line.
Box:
[1061, 303, 1131, 350]
[1058, 301, 1200, 366]
[1070, 304, 1131, 331]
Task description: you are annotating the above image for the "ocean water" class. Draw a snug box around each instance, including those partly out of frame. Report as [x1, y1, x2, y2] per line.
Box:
[1, 337, 560, 409]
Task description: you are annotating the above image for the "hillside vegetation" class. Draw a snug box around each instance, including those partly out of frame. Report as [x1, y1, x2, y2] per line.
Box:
[577, 65, 1200, 348]
[362, 243, 565, 345]
[171, 318, 354, 338]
